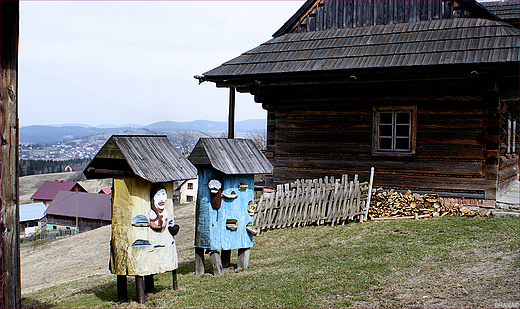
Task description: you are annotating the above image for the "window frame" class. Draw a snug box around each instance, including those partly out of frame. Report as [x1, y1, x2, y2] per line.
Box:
[187, 183, 193, 190]
[372, 106, 417, 156]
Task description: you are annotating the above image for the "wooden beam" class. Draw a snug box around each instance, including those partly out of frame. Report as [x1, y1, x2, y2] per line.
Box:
[1, 1, 21, 308]
[228, 87, 235, 139]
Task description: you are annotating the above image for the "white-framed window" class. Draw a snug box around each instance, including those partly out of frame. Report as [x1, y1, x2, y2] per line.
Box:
[373, 106, 416, 155]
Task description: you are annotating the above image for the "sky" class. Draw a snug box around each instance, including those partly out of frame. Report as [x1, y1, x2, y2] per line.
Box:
[19, 1, 304, 127]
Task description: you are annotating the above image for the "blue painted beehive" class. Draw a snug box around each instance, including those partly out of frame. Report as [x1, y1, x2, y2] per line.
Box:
[188, 138, 273, 251]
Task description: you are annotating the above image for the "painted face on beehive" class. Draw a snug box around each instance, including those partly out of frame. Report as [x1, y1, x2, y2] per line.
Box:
[154, 188, 167, 210]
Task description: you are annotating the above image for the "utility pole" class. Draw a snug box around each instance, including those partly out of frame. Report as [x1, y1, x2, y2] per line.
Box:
[1, 1, 22, 308]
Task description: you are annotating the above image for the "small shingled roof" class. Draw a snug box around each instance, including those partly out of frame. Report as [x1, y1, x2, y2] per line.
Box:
[30, 181, 86, 201]
[84, 135, 197, 183]
[203, 18, 519, 79]
[45, 191, 112, 221]
[20, 202, 47, 222]
[188, 138, 273, 175]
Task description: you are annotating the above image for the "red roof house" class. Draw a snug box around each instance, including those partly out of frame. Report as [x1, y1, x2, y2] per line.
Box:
[30, 180, 87, 205]
[44, 191, 111, 232]
[98, 188, 112, 194]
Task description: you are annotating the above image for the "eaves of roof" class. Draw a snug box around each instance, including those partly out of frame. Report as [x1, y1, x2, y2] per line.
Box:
[188, 138, 273, 175]
[84, 135, 197, 183]
[203, 18, 519, 82]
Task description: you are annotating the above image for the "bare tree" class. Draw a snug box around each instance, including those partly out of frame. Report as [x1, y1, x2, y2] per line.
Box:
[245, 129, 267, 150]
[178, 130, 198, 156]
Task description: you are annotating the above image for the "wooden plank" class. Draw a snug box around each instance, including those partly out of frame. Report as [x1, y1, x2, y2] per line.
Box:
[275, 143, 372, 156]
[339, 175, 349, 225]
[363, 167, 375, 222]
[273, 157, 484, 177]
[301, 180, 313, 226]
[253, 193, 264, 227]
[346, 0, 354, 28]
[498, 164, 519, 182]
[1, 1, 21, 307]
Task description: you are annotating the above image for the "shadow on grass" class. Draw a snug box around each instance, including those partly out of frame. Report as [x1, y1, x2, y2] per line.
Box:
[77, 260, 196, 303]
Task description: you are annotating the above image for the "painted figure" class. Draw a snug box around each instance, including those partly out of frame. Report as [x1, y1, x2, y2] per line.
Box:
[149, 185, 169, 231]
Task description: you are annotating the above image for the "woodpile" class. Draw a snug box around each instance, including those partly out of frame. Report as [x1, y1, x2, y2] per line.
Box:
[368, 188, 489, 221]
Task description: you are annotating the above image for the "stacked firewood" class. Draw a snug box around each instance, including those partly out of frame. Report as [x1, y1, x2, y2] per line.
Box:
[368, 188, 488, 220]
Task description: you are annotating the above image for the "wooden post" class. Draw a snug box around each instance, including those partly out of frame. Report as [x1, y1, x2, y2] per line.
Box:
[172, 270, 178, 291]
[195, 247, 205, 275]
[136, 276, 145, 304]
[116, 275, 128, 302]
[210, 251, 224, 276]
[237, 248, 250, 269]
[1, 1, 21, 308]
[221, 249, 231, 268]
[144, 275, 154, 294]
[363, 167, 375, 222]
[228, 87, 235, 139]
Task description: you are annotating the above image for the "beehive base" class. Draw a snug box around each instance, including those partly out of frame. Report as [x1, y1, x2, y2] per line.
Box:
[195, 247, 250, 275]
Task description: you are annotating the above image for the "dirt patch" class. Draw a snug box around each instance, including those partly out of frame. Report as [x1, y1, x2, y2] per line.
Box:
[21, 202, 196, 294]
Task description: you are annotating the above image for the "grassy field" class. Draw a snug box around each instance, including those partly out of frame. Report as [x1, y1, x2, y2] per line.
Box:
[22, 216, 519, 308]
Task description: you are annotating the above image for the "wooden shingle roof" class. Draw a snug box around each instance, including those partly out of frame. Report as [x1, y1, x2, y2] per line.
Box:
[188, 138, 273, 175]
[84, 135, 197, 183]
[203, 18, 519, 80]
[482, 0, 520, 21]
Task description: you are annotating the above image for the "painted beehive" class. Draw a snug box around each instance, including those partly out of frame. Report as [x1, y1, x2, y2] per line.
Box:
[84, 135, 197, 276]
[188, 138, 273, 251]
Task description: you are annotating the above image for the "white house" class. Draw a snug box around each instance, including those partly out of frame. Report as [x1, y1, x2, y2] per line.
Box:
[178, 178, 197, 204]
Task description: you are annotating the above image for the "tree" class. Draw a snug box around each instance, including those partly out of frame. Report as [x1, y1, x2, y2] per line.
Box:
[244, 129, 267, 151]
[178, 130, 198, 156]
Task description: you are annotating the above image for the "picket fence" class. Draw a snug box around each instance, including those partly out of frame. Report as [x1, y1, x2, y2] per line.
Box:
[253, 168, 374, 233]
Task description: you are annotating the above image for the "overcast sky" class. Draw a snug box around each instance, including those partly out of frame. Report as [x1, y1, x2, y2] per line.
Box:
[19, 1, 303, 127]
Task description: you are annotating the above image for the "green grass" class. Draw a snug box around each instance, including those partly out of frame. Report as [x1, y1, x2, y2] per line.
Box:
[21, 216, 519, 308]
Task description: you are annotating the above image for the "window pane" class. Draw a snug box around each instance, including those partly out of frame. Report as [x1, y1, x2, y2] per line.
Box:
[396, 112, 410, 124]
[395, 138, 410, 150]
[379, 137, 392, 150]
[395, 124, 410, 137]
[379, 112, 393, 124]
[379, 124, 392, 137]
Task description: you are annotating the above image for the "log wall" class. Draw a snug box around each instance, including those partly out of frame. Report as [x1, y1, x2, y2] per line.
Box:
[287, 0, 472, 35]
[262, 76, 518, 199]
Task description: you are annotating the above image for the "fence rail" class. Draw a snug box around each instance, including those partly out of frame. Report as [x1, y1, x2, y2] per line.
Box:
[21, 229, 75, 242]
[253, 169, 374, 233]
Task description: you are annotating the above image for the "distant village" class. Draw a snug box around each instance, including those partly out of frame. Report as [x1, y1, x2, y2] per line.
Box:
[19, 141, 104, 160]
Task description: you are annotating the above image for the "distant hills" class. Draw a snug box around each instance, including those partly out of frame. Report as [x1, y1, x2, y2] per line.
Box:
[20, 119, 266, 144]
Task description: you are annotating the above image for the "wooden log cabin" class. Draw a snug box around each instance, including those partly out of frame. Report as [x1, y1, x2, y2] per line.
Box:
[201, 0, 519, 200]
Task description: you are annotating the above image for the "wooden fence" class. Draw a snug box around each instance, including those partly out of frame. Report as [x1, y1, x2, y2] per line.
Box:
[20, 229, 75, 243]
[253, 169, 374, 233]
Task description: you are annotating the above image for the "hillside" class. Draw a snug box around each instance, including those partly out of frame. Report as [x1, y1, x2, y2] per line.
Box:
[20, 119, 266, 144]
